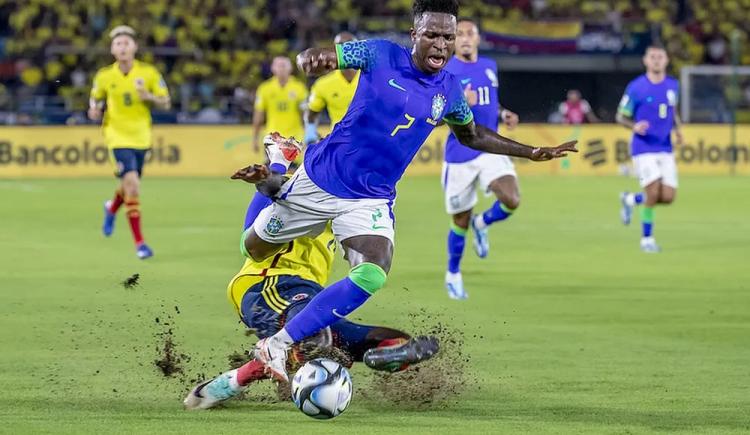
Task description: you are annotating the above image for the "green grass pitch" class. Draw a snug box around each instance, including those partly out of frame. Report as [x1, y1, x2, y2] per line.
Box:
[1, 175, 749, 434]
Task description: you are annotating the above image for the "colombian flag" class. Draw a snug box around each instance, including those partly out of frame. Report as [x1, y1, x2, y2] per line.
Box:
[483, 19, 582, 54]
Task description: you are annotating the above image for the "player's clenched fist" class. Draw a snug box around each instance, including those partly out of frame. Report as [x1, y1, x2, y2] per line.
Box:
[88, 106, 103, 121]
[296, 48, 338, 76]
[529, 140, 578, 161]
[463, 84, 478, 106]
[135, 78, 151, 101]
[633, 120, 650, 135]
[501, 109, 519, 130]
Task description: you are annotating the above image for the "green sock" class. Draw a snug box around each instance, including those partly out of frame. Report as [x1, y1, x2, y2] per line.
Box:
[640, 207, 654, 238]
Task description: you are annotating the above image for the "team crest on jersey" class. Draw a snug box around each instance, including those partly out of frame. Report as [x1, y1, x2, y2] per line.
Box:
[265, 216, 284, 235]
[485, 68, 499, 87]
[431, 94, 446, 121]
[667, 89, 677, 106]
[289, 91, 297, 100]
[291, 293, 309, 302]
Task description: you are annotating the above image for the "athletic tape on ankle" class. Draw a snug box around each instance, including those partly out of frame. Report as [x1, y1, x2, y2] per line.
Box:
[450, 222, 468, 236]
[240, 227, 252, 258]
[640, 207, 654, 223]
[348, 262, 387, 295]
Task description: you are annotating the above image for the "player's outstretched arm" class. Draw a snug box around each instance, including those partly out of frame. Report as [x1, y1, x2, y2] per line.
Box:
[296, 48, 338, 77]
[450, 122, 577, 161]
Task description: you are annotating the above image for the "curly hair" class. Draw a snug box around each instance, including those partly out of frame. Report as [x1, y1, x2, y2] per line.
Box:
[412, 0, 460, 20]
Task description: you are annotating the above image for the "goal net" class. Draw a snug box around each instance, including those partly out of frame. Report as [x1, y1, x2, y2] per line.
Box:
[680, 65, 750, 124]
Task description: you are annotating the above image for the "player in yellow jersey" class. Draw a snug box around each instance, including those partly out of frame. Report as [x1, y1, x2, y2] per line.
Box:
[184, 137, 439, 410]
[89, 25, 170, 259]
[303, 32, 360, 144]
[251, 57, 308, 152]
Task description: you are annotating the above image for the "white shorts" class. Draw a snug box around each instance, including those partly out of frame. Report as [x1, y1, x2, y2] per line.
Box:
[632, 152, 678, 188]
[441, 153, 517, 214]
[253, 166, 395, 244]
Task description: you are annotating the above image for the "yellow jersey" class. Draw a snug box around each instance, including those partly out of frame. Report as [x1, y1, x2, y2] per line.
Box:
[254, 76, 308, 141]
[227, 226, 336, 315]
[90, 60, 169, 150]
[308, 70, 360, 125]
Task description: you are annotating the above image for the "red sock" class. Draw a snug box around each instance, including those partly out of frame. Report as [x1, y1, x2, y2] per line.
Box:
[237, 359, 268, 386]
[108, 188, 124, 214]
[125, 197, 144, 245]
[377, 338, 408, 348]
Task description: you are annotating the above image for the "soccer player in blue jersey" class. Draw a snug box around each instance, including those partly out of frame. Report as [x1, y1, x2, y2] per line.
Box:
[238, 0, 577, 382]
[617, 45, 683, 253]
[184, 159, 438, 410]
[442, 18, 521, 300]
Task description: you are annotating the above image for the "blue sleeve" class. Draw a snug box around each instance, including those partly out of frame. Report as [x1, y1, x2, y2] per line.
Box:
[443, 75, 474, 126]
[335, 39, 393, 72]
[618, 83, 637, 117]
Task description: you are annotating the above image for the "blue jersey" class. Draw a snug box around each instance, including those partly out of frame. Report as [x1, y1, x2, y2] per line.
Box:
[304, 40, 474, 199]
[618, 74, 679, 156]
[443, 56, 500, 163]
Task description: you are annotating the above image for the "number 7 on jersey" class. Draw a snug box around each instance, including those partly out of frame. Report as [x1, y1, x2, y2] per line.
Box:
[390, 113, 415, 137]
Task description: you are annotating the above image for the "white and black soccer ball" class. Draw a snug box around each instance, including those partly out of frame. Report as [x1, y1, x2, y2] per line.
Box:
[291, 358, 353, 419]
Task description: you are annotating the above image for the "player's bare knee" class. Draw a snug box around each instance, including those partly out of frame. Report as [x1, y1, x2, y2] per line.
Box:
[452, 211, 471, 229]
[342, 235, 393, 274]
[660, 192, 676, 204]
[490, 177, 520, 210]
[502, 193, 521, 210]
[644, 184, 661, 206]
[122, 172, 140, 197]
[357, 249, 392, 274]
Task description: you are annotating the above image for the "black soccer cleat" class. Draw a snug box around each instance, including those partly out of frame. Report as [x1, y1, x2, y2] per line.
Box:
[363, 336, 440, 372]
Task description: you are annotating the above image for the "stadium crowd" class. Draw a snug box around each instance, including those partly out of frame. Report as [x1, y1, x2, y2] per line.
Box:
[0, 0, 748, 124]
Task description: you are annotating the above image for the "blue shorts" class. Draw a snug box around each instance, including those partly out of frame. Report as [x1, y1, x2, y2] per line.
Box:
[239, 275, 372, 351]
[111, 148, 148, 178]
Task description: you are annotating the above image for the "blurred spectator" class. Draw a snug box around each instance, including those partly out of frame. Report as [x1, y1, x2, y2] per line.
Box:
[703, 31, 729, 65]
[557, 89, 599, 124]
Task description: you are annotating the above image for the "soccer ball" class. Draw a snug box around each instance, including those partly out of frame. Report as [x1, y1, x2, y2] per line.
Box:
[291, 358, 353, 419]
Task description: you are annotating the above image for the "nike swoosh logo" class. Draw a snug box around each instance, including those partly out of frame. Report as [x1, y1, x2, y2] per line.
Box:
[332, 309, 346, 319]
[388, 79, 406, 92]
[461, 78, 471, 85]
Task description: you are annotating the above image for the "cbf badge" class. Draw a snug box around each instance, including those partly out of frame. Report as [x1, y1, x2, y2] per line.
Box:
[667, 89, 677, 106]
[431, 94, 446, 121]
[485, 68, 499, 87]
[266, 216, 284, 235]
